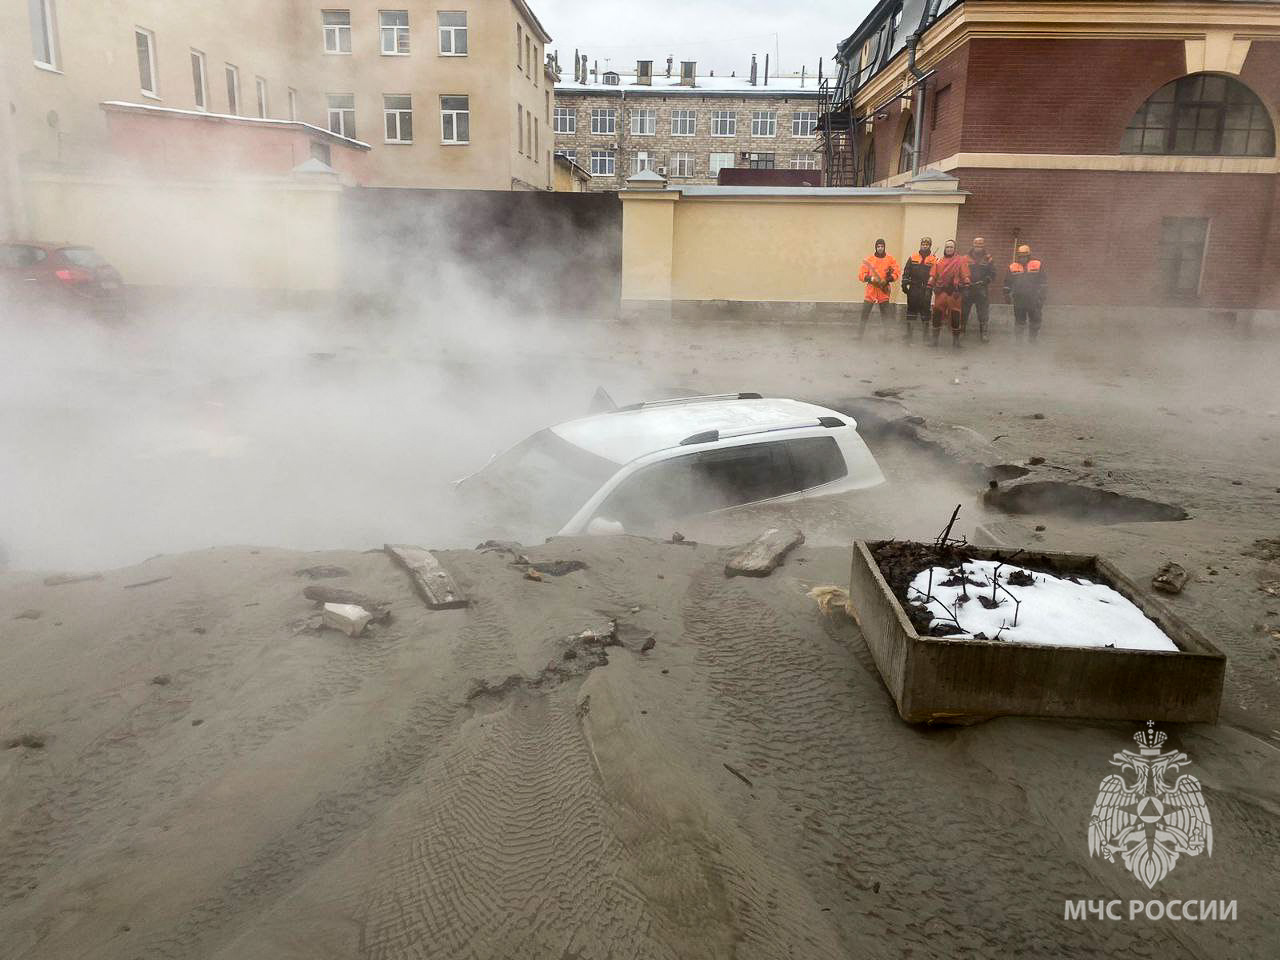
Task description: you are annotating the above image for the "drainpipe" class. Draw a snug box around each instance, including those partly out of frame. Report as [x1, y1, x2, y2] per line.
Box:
[905, 34, 926, 178]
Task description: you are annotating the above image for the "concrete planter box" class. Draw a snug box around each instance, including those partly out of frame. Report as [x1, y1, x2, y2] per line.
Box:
[848, 541, 1226, 724]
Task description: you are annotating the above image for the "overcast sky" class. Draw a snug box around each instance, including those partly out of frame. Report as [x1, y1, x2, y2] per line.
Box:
[534, 0, 875, 79]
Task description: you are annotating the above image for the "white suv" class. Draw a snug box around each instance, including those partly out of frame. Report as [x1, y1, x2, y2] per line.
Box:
[459, 394, 885, 540]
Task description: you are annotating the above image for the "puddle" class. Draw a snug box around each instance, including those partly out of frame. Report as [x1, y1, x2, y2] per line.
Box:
[984, 481, 1188, 524]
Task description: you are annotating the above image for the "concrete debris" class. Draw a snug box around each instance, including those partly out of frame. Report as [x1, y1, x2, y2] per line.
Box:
[725, 527, 805, 577]
[528, 559, 588, 576]
[1028, 456, 1046, 466]
[384, 543, 469, 609]
[294, 565, 350, 579]
[322, 602, 373, 637]
[303, 585, 391, 622]
[43, 572, 102, 587]
[524, 569, 544, 582]
[13, 609, 42, 620]
[123, 576, 171, 590]
[476, 539, 524, 555]
[1152, 561, 1190, 595]
[151, 674, 171, 686]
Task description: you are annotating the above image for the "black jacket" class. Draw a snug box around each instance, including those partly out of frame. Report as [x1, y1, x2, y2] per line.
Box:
[966, 253, 995, 297]
[1004, 259, 1047, 306]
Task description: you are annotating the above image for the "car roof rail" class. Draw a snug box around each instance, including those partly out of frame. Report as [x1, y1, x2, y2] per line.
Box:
[678, 416, 846, 446]
[613, 392, 762, 413]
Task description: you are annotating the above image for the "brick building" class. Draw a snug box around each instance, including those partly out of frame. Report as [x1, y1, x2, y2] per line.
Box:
[823, 0, 1280, 315]
[553, 58, 823, 190]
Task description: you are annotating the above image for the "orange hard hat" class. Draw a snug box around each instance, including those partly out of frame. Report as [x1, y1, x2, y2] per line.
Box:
[1016, 243, 1032, 256]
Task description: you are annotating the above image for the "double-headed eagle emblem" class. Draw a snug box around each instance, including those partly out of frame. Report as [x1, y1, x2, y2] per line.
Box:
[1088, 722, 1213, 888]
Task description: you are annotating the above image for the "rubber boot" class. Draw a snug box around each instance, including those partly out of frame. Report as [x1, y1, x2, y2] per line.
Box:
[979, 321, 990, 343]
[952, 331, 962, 349]
[921, 321, 930, 344]
[904, 322, 914, 343]
[930, 327, 941, 347]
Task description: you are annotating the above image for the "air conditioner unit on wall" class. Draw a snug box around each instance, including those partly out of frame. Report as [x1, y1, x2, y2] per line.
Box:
[657, 166, 667, 175]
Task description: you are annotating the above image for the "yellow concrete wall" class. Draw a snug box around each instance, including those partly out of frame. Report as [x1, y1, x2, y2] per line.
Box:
[22, 172, 343, 291]
[623, 184, 964, 305]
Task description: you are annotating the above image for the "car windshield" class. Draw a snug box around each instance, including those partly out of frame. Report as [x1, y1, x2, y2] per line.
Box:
[59, 247, 107, 268]
[465, 428, 619, 533]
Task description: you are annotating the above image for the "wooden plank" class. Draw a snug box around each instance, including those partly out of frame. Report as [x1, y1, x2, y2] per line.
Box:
[724, 527, 804, 578]
[383, 544, 469, 609]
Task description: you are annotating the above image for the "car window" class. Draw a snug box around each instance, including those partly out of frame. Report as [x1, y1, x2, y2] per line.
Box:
[59, 247, 107, 268]
[786, 436, 847, 489]
[597, 441, 800, 527]
[0, 245, 45, 268]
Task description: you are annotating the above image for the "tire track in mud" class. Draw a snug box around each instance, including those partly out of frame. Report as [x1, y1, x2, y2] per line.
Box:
[0, 595, 414, 910]
[357, 688, 666, 960]
[678, 568, 1192, 960]
[136, 690, 465, 960]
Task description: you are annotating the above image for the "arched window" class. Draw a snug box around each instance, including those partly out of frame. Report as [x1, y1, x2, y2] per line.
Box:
[897, 113, 914, 174]
[1122, 73, 1274, 156]
[860, 137, 876, 186]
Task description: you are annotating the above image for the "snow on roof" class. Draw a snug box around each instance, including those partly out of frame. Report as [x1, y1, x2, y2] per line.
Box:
[555, 74, 820, 97]
[99, 101, 372, 149]
[552, 398, 840, 464]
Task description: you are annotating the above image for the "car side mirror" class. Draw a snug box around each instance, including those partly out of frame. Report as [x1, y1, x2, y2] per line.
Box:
[587, 516, 626, 536]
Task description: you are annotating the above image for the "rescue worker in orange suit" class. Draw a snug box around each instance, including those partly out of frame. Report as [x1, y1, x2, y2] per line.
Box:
[900, 236, 936, 343]
[1003, 243, 1048, 342]
[928, 239, 971, 348]
[857, 239, 900, 341]
[962, 237, 995, 343]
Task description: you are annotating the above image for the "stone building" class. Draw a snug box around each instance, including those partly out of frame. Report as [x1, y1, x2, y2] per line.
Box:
[553, 57, 823, 190]
[1, 0, 554, 219]
[821, 0, 1280, 315]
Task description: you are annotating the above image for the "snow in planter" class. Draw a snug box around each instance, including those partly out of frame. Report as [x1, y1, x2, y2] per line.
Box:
[907, 559, 1178, 651]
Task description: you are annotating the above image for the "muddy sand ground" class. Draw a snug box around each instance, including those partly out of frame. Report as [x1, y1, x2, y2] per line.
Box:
[2, 312, 1280, 958]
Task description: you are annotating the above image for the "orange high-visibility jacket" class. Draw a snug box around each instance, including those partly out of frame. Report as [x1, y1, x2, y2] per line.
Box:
[859, 253, 900, 303]
[1004, 259, 1047, 306]
[928, 254, 971, 313]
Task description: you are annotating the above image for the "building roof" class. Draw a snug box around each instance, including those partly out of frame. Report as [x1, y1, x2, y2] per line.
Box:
[100, 101, 372, 149]
[551, 398, 840, 464]
[512, 0, 552, 44]
[555, 73, 821, 98]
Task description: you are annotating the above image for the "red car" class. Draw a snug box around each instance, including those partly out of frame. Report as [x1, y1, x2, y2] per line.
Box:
[0, 241, 125, 318]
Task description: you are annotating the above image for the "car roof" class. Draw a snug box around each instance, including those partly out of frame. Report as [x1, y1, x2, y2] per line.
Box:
[551, 397, 845, 465]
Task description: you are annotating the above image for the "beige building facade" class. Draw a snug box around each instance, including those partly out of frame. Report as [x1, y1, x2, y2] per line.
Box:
[553, 62, 823, 191]
[1, 0, 553, 233]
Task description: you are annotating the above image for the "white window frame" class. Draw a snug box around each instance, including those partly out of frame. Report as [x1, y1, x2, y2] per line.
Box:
[322, 10, 352, 54]
[29, 0, 59, 70]
[631, 108, 656, 136]
[225, 64, 240, 115]
[553, 106, 575, 134]
[590, 108, 616, 135]
[709, 152, 735, 177]
[590, 149, 615, 177]
[380, 10, 410, 56]
[288, 87, 298, 121]
[255, 76, 268, 118]
[671, 109, 696, 137]
[711, 110, 736, 137]
[190, 49, 207, 111]
[792, 111, 818, 138]
[751, 110, 778, 137]
[327, 93, 355, 138]
[670, 152, 694, 178]
[441, 95, 469, 144]
[556, 148, 576, 164]
[384, 94, 412, 143]
[135, 28, 158, 99]
[791, 155, 819, 169]
[632, 150, 654, 175]
[438, 11, 467, 56]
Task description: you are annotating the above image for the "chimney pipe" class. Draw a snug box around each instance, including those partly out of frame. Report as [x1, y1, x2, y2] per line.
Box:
[573, 48, 580, 82]
[666, 56, 673, 78]
[764, 53, 769, 86]
[593, 59, 598, 82]
[801, 64, 806, 88]
[750, 54, 757, 86]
